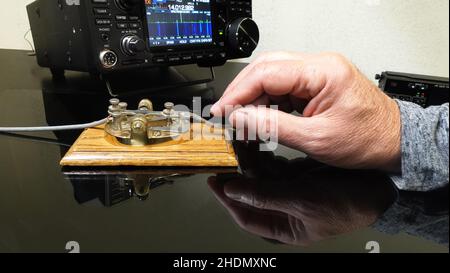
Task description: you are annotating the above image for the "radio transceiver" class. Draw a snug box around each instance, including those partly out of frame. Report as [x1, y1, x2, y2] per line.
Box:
[376, 71, 449, 108]
[27, 0, 259, 75]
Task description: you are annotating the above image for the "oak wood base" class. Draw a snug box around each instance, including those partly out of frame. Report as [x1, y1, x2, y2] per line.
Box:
[60, 124, 238, 167]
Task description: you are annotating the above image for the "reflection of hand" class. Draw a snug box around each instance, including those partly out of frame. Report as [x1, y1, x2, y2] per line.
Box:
[208, 168, 396, 246]
[211, 52, 401, 172]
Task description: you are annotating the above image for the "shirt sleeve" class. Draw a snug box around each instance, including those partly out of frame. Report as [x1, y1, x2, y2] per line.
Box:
[390, 101, 449, 192]
[372, 187, 449, 246]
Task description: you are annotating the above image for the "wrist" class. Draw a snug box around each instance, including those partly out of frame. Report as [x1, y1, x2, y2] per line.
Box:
[378, 97, 402, 173]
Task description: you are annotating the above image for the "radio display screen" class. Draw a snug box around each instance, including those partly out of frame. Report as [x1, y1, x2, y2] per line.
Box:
[145, 0, 213, 47]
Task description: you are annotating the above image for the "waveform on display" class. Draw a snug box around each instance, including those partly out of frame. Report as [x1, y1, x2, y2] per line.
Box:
[148, 11, 212, 38]
[146, 0, 213, 46]
[149, 21, 212, 38]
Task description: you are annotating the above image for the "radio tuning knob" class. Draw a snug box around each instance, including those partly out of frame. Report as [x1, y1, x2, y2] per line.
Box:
[115, 0, 140, 10]
[121, 35, 146, 55]
[227, 18, 260, 56]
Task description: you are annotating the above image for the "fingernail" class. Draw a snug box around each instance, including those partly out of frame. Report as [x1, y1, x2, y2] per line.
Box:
[210, 104, 219, 116]
[225, 191, 242, 201]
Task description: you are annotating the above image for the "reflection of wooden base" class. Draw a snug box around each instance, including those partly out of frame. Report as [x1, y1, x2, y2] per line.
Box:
[60, 124, 238, 167]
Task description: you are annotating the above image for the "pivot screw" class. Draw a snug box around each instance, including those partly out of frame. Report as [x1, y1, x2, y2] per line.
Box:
[163, 102, 175, 115]
[133, 123, 142, 130]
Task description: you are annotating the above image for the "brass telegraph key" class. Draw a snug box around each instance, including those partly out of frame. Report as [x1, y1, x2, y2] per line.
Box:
[105, 98, 190, 146]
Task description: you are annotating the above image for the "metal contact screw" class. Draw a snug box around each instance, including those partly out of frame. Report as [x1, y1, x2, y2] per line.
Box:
[164, 102, 174, 111]
[163, 102, 175, 115]
[110, 98, 120, 107]
[119, 102, 128, 110]
[108, 99, 122, 119]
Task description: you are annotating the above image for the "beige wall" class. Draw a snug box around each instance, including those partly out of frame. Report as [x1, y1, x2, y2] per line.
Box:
[0, 0, 448, 78]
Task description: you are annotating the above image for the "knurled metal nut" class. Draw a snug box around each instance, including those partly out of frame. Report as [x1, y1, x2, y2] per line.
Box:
[110, 98, 120, 105]
[164, 102, 174, 109]
[119, 102, 128, 109]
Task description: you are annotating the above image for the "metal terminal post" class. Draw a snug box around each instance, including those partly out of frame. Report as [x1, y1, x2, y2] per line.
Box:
[104, 98, 190, 146]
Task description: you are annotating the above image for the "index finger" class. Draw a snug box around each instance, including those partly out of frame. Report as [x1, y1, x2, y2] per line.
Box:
[211, 60, 327, 116]
[223, 51, 307, 98]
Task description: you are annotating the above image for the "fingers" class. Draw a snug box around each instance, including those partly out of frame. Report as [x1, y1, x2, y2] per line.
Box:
[229, 106, 318, 153]
[211, 60, 327, 117]
[208, 176, 291, 215]
[211, 52, 308, 116]
[222, 180, 296, 215]
[223, 51, 307, 98]
[208, 177, 300, 244]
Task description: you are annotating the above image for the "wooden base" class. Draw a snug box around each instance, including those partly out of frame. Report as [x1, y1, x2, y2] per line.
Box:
[60, 124, 238, 167]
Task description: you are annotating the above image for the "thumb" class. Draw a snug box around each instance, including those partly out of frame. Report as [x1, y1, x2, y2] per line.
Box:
[229, 106, 317, 152]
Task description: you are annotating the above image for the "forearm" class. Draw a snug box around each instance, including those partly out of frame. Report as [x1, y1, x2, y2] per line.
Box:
[390, 101, 449, 191]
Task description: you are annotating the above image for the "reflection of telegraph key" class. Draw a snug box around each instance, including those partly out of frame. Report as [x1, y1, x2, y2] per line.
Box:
[60, 99, 238, 167]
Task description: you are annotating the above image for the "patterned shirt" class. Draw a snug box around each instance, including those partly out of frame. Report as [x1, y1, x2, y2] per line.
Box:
[390, 101, 449, 191]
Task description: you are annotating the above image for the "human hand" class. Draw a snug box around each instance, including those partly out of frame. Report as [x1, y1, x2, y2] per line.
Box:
[208, 167, 396, 246]
[211, 52, 402, 172]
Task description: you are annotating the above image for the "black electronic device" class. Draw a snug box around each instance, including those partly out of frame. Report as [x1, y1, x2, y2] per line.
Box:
[27, 0, 259, 75]
[376, 71, 449, 108]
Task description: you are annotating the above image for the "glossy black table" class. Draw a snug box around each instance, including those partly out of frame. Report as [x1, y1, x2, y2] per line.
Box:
[0, 49, 448, 253]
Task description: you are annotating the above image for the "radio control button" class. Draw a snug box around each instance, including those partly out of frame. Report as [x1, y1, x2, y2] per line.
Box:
[181, 54, 193, 61]
[130, 23, 140, 29]
[152, 56, 167, 64]
[96, 19, 111, 25]
[129, 16, 140, 21]
[117, 23, 128, 29]
[92, 0, 108, 4]
[168, 55, 181, 62]
[94, 8, 108, 15]
[194, 53, 205, 60]
[116, 15, 127, 21]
